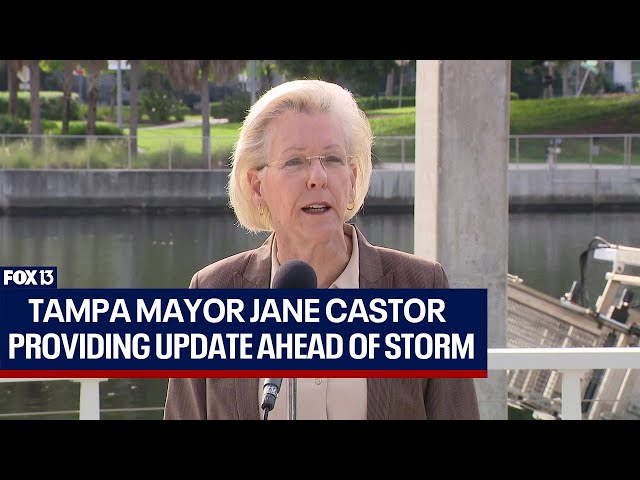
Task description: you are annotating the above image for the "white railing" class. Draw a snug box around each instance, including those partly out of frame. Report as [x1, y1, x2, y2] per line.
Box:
[3, 133, 638, 170]
[509, 133, 640, 166]
[0, 377, 107, 420]
[1, 347, 639, 420]
[489, 347, 640, 420]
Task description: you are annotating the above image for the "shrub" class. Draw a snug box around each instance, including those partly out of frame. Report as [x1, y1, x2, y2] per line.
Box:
[0, 93, 81, 121]
[55, 123, 124, 148]
[218, 92, 251, 123]
[40, 96, 82, 121]
[140, 91, 187, 122]
[356, 96, 416, 110]
[0, 114, 29, 134]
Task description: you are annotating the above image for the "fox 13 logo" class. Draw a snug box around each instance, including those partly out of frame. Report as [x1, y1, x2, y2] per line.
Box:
[1, 267, 57, 289]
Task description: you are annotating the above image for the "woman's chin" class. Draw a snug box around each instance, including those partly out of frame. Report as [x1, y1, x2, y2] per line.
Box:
[296, 218, 342, 239]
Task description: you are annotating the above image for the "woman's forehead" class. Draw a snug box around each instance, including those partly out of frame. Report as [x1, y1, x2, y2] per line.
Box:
[269, 111, 346, 149]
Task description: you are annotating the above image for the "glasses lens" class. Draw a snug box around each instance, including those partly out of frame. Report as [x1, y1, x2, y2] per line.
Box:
[281, 157, 306, 171]
[276, 155, 349, 173]
[321, 155, 346, 168]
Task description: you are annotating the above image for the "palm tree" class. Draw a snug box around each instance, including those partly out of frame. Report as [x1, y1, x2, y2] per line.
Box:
[84, 60, 107, 136]
[161, 60, 246, 168]
[29, 60, 42, 153]
[128, 60, 141, 161]
[5, 60, 24, 118]
[61, 60, 74, 135]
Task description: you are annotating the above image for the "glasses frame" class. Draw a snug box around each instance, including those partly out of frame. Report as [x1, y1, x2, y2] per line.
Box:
[258, 154, 354, 172]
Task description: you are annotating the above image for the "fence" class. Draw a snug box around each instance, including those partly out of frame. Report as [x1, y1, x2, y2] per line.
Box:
[4, 134, 638, 170]
[510, 133, 640, 166]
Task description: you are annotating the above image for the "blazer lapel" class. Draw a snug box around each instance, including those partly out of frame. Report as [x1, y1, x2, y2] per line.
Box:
[353, 225, 395, 419]
[234, 235, 273, 419]
[234, 234, 274, 288]
[235, 378, 261, 420]
[354, 224, 393, 288]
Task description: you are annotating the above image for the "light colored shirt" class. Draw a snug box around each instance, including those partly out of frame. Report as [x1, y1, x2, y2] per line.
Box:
[258, 223, 367, 419]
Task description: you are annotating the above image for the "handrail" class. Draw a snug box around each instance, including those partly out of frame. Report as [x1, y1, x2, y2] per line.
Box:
[0, 378, 107, 420]
[0, 133, 637, 169]
[1, 347, 639, 420]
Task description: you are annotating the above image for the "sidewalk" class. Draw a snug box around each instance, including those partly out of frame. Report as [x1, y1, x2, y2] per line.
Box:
[140, 117, 229, 130]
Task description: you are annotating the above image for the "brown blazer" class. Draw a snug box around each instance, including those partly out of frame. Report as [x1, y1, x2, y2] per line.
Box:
[163, 224, 480, 420]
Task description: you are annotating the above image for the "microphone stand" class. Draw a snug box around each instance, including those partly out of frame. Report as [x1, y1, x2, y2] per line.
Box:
[288, 378, 297, 420]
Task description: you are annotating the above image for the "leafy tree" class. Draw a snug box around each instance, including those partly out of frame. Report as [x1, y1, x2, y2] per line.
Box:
[128, 60, 141, 160]
[275, 60, 342, 82]
[161, 60, 246, 167]
[274, 60, 397, 97]
[84, 60, 107, 136]
[40, 60, 76, 134]
[4, 60, 26, 118]
[29, 60, 41, 152]
[511, 60, 544, 99]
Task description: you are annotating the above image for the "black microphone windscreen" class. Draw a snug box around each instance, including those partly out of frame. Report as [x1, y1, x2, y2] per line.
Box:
[261, 378, 283, 413]
[272, 259, 317, 289]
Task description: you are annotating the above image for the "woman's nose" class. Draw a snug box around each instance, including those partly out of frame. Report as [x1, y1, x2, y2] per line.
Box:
[306, 158, 328, 189]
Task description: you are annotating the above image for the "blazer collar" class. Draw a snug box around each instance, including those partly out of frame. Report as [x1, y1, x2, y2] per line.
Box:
[238, 224, 393, 289]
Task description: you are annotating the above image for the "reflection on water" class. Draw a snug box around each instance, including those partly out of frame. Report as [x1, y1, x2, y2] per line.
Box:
[1, 210, 638, 419]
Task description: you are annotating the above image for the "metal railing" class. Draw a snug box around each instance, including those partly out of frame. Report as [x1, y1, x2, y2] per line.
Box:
[509, 133, 640, 166]
[1, 347, 639, 420]
[2, 133, 640, 170]
[0, 377, 106, 420]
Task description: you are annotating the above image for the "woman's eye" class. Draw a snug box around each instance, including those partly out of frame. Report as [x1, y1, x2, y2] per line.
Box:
[325, 155, 345, 165]
[284, 158, 304, 167]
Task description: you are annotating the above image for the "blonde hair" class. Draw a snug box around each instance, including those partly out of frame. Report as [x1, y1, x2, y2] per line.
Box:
[228, 79, 374, 233]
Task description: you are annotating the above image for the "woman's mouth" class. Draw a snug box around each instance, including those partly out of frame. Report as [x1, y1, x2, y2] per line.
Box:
[302, 204, 330, 214]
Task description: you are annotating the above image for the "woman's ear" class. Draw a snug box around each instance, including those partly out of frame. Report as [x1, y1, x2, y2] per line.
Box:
[247, 169, 264, 203]
[350, 162, 358, 190]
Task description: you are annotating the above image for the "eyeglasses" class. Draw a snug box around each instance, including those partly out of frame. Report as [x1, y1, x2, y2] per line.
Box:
[260, 155, 352, 173]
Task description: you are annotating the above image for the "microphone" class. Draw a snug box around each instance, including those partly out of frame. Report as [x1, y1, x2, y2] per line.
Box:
[271, 259, 318, 289]
[260, 378, 283, 420]
[262, 259, 317, 420]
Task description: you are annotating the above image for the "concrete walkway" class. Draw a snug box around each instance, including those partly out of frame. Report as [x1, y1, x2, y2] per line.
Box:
[140, 118, 229, 130]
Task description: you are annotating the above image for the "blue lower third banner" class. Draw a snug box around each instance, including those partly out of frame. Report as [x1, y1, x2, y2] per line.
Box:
[0, 288, 487, 378]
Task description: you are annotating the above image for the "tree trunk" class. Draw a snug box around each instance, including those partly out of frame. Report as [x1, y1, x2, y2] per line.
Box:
[200, 61, 211, 169]
[129, 60, 140, 161]
[7, 61, 18, 118]
[87, 62, 100, 136]
[561, 64, 570, 97]
[385, 70, 394, 97]
[29, 60, 41, 154]
[397, 64, 404, 107]
[62, 61, 73, 135]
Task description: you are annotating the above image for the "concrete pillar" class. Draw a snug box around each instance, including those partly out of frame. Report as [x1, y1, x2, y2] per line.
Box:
[414, 60, 510, 420]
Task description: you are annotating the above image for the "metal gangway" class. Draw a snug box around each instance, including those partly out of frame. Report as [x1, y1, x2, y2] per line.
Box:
[507, 239, 640, 419]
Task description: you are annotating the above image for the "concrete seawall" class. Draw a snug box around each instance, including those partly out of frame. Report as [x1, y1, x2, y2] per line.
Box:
[1, 165, 639, 214]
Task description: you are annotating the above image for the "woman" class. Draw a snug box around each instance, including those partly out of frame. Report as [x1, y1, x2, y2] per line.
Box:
[163, 79, 480, 420]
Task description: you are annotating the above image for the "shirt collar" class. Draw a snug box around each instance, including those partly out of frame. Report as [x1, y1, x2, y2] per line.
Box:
[270, 223, 360, 289]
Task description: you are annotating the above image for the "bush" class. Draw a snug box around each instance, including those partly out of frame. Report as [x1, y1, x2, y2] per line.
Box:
[67, 123, 124, 136]
[140, 90, 187, 122]
[0, 93, 81, 121]
[356, 96, 416, 110]
[40, 96, 82, 121]
[0, 114, 29, 134]
[0, 96, 30, 118]
[218, 91, 251, 123]
[57, 123, 124, 148]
